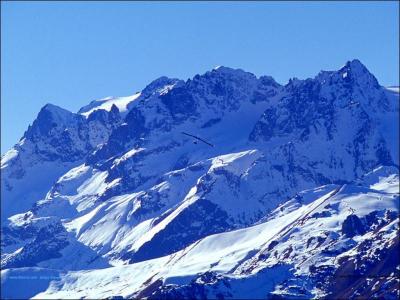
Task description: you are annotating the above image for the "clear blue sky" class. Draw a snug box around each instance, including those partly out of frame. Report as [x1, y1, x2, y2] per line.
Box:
[1, 1, 399, 153]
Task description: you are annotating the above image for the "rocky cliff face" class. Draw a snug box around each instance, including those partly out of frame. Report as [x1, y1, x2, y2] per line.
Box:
[1, 60, 399, 299]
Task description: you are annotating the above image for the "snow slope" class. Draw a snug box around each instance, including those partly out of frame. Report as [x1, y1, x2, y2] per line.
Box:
[32, 170, 399, 299]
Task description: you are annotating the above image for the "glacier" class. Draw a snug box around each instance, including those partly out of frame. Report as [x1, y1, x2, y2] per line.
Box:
[1, 59, 399, 299]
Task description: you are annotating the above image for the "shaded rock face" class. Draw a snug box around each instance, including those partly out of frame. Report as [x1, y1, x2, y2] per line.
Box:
[327, 235, 400, 299]
[341, 209, 397, 239]
[84, 66, 281, 166]
[160, 87, 197, 120]
[341, 214, 366, 238]
[250, 81, 336, 142]
[23, 103, 122, 163]
[1, 220, 69, 269]
[249, 62, 394, 182]
[0, 103, 123, 221]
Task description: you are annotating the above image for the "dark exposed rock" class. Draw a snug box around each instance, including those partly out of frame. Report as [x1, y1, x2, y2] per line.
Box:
[341, 214, 367, 238]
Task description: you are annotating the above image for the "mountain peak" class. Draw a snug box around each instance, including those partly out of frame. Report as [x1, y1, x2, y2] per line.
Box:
[212, 65, 239, 73]
[209, 65, 255, 78]
[314, 59, 380, 90]
[23, 104, 76, 140]
[39, 103, 75, 123]
[342, 59, 369, 75]
[346, 58, 365, 68]
[189, 66, 257, 87]
[338, 59, 379, 85]
[41, 103, 71, 114]
[141, 76, 182, 97]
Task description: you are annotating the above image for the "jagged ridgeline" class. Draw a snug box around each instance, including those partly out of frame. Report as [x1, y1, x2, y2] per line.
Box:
[1, 60, 399, 299]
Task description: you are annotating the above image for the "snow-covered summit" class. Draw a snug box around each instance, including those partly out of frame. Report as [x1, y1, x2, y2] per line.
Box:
[78, 93, 141, 117]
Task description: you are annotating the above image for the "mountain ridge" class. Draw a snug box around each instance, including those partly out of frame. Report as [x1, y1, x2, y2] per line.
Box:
[1, 59, 399, 299]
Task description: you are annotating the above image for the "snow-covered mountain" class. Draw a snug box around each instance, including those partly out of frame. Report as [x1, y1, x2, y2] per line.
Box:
[1, 60, 399, 299]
